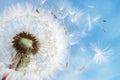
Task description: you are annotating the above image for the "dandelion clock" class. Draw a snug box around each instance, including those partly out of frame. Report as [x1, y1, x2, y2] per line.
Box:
[0, 4, 68, 80]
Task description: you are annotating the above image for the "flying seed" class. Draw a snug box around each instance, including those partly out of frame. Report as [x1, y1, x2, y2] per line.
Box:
[103, 20, 107, 22]
[102, 29, 106, 32]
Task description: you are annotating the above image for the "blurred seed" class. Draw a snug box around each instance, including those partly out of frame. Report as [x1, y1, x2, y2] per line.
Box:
[80, 66, 85, 71]
[36, 9, 40, 14]
[66, 61, 69, 67]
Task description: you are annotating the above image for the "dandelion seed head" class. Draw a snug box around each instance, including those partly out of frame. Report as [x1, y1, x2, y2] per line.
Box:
[0, 4, 68, 80]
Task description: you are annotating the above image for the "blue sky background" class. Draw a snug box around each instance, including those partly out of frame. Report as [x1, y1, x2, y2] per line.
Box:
[0, 0, 120, 80]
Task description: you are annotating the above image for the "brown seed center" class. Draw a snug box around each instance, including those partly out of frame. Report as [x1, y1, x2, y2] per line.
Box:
[12, 32, 39, 55]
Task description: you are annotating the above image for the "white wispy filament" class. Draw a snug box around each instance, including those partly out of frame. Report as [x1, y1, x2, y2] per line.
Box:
[0, 4, 68, 80]
[91, 42, 112, 64]
[93, 47, 107, 64]
[87, 14, 92, 31]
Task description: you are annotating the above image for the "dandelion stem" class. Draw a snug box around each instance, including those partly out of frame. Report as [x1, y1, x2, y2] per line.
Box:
[2, 53, 22, 80]
[2, 74, 8, 80]
[10, 53, 22, 69]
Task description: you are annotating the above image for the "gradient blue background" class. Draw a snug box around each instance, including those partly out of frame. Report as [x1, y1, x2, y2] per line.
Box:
[0, 0, 120, 80]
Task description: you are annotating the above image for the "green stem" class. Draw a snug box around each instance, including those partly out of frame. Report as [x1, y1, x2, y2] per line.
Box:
[16, 53, 30, 69]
